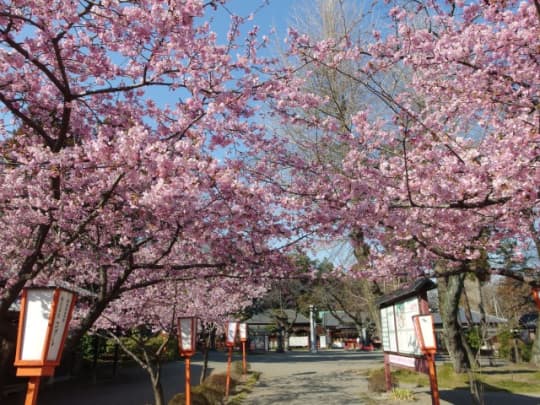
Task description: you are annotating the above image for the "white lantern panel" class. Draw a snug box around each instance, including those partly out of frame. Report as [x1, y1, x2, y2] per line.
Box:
[47, 290, 75, 361]
[21, 289, 54, 361]
[226, 322, 238, 344]
[180, 319, 194, 351]
[239, 323, 247, 340]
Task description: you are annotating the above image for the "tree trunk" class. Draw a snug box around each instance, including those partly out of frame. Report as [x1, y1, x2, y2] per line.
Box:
[437, 265, 483, 405]
[201, 345, 209, 384]
[436, 268, 472, 373]
[200, 326, 214, 384]
[530, 314, 540, 366]
[0, 315, 19, 399]
[149, 370, 165, 405]
[0, 337, 15, 402]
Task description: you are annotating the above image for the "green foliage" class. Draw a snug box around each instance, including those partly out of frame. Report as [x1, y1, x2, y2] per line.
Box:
[80, 330, 179, 364]
[497, 328, 532, 362]
[520, 341, 533, 362]
[465, 327, 482, 352]
[498, 329, 513, 360]
[79, 333, 101, 361]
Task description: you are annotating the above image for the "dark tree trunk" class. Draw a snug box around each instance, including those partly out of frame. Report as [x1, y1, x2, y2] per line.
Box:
[0, 337, 15, 401]
[436, 267, 473, 373]
[437, 263, 483, 405]
[0, 313, 19, 398]
[149, 366, 165, 405]
[200, 344, 209, 385]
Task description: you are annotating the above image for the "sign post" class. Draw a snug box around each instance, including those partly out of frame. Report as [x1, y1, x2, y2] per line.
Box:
[14, 287, 77, 405]
[177, 317, 197, 405]
[413, 314, 440, 405]
[225, 321, 238, 400]
[239, 323, 248, 375]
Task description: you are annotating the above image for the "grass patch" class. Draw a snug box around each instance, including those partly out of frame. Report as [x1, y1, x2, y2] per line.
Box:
[472, 365, 540, 394]
[385, 362, 540, 395]
[391, 368, 430, 388]
[434, 363, 469, 389]
[390, 387, 415, 401]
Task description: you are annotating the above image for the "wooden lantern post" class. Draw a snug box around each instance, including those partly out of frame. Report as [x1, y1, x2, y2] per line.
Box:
[225, 321, 238, 400]
[14, 287, 77, 405]
[239, 323, 248, 375]
[177, 317, 197, 405]
[413, 314, 440, 405]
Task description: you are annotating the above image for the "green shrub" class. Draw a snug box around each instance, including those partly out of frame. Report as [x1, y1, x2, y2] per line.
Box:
[519, 341, 533, 362]
[498, 329, 513, 360]
[465, 327, 482, 352]
[99, 331, 178, 362]
[497, 328, 532, 362]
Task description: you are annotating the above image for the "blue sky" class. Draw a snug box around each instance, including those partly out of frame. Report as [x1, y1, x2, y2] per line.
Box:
[212, 0, 295, 35]
[204, 0, 299, 48]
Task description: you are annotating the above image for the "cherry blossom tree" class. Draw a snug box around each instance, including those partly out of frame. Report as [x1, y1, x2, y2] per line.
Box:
[270, 0, 538, 382]
[0, 0, 309, 390]
[94, 277, 267, 405]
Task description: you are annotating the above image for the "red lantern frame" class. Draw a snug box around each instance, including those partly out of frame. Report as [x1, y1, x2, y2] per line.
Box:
[14, 287, 77, 377]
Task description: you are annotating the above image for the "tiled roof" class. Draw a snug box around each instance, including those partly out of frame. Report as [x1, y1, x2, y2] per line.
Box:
[432, 308, 506, 326]
[246, 309, 310, 325]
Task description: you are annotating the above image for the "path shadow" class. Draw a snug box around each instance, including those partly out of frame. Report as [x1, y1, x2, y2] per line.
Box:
[10, 361, 212, 405]
[439, 383, 540, 405]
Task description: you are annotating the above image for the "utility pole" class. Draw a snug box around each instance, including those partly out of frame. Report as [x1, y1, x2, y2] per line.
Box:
[310, 304, 317, 353]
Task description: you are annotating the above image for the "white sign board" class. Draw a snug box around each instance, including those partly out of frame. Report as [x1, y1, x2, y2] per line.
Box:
[288, 336, 309, 347]
[319, 335, 327, 349]
[21, 289, 54, 361]
[47, 290, 75, 361]
[380, 305, 397, 352]
[394, 297, 420, 355]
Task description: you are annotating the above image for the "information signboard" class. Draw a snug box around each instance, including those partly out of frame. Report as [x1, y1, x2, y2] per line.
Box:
[380, 296, 421, 355]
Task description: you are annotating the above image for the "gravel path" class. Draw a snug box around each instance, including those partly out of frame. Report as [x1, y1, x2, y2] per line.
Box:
[241, 350, 384, 404]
